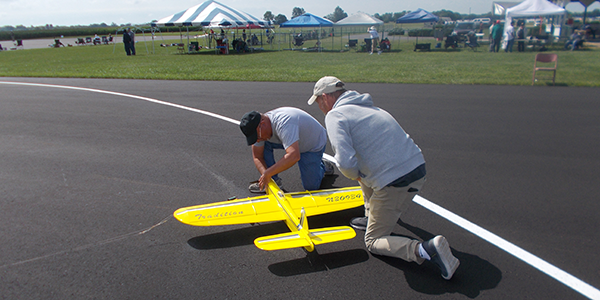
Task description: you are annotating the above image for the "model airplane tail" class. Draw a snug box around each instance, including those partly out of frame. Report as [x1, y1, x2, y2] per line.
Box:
[173, 179, 364, 252]
[254, 226, 356, 251]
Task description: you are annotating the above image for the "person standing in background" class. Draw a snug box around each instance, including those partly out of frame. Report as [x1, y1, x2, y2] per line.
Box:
[123, 28, 132, 55]
[367, 26, 381, 55]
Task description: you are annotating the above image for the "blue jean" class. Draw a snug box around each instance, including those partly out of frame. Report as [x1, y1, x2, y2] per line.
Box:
[505, 39, 514, 52]
[263, 141, 325, 190]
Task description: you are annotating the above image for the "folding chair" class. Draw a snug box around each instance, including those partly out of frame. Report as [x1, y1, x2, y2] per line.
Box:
[293, 36, 304, 47]
[532, 53, 558, 86]
[14, 39, 24, 49]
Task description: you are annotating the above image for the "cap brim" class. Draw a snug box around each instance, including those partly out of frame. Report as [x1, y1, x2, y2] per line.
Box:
[307, 95, 317, 105]
[245, 132, 258, 145]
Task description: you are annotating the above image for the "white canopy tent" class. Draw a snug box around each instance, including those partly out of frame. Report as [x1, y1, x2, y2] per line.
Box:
[504, 0, 566, 39]
[493, 1, 522, 16]
[334, 12, 383, 49]
[335, 12, 383, 26]
[506, 0, 566, 19]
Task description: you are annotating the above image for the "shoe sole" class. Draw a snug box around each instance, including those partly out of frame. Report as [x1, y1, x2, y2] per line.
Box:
[349, 217, 367, 231]
[432, 236, 460, 280]
[349, 224, 366, 231]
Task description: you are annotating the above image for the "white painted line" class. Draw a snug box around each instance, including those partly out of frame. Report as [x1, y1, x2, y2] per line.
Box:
[0, 81, 240, 125]
[413, 196, 600, 300]
[3, 80, 599, 299]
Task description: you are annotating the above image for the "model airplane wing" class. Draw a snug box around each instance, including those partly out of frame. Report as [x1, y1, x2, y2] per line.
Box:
[173, 194, 286, 226]
[174, 186, 363, 227]
[286, 186, 364, 217]
[173, 180, 365, 252]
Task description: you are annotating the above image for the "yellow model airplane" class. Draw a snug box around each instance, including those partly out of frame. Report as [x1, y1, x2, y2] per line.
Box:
[173, 179, 364, 252]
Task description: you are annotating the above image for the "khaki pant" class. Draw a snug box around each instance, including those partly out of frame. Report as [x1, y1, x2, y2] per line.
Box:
[371, 37, 379, 53]
[360, 177, 426, 264]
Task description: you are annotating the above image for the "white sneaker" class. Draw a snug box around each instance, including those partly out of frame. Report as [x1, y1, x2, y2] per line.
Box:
[422, 235, 460, 280]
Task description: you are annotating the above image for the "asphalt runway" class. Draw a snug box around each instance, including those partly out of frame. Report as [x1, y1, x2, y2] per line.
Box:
[1, 77, 599, 299]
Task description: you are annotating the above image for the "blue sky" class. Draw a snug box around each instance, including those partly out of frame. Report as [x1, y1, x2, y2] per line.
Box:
[1, 0, 598, 27]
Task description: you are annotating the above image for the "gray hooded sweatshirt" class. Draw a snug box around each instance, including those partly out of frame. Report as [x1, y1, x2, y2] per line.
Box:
[325, 90, 425, 191]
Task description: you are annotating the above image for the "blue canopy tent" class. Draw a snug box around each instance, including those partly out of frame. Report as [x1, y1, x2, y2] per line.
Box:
[396, 8, 440, 24]
[280, 13, 334, 27]
[396, 8, 440, 50]
[571, 0, 599, 24]
[280, 13, 333, 51]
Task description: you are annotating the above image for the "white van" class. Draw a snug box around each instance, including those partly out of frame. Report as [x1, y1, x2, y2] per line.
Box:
[473, 18, 491, 26]
[440, 17, 454, 25]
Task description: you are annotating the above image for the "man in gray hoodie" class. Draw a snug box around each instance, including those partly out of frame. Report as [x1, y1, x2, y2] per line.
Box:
[308, 76, 459, 280]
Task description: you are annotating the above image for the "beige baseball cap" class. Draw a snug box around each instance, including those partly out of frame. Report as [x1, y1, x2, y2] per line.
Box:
[307, 76, 345, 105]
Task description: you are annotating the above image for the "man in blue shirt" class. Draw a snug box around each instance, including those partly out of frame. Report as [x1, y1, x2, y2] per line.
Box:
[240, 107, 333, 192]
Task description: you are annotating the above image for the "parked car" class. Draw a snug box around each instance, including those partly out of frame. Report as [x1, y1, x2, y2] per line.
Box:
[453, 21, 476, 37]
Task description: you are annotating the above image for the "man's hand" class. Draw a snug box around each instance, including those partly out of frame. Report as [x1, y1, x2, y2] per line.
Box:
[258, 172, 272, 191]
[256, 141, 301, 190]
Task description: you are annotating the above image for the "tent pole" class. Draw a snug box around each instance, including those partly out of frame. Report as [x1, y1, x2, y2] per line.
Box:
[113, 28, 119, 54]
[332, 27, 334, 51]
[340, 27, 342, 50]
[141, 28, 149, 55]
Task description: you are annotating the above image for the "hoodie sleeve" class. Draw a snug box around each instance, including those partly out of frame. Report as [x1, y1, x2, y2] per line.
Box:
[325, 110, 360, 181]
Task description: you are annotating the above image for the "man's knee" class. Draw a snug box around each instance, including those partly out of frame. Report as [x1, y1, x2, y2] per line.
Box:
[364, 236, 378, 253]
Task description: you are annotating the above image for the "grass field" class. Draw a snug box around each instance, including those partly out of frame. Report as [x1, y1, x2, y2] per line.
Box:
[1, 36, 599, 86]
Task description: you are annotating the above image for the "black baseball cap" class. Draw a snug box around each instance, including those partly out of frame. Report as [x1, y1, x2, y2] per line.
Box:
[240, 111, 261, 145]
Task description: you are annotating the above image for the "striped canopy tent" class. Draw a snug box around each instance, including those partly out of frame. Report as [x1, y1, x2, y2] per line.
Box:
[152, 0, 270, 28]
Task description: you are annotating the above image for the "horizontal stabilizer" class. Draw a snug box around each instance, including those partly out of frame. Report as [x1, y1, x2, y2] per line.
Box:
[254, 226, 356, 251]
[306, 226, 356, 246]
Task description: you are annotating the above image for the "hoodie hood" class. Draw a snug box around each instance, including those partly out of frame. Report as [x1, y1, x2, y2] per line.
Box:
[324, 90, 425, 191]
[333, 90, 374, 109]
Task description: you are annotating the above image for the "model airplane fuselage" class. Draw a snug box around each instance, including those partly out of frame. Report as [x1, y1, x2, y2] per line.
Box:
[173, 179, 364, 252]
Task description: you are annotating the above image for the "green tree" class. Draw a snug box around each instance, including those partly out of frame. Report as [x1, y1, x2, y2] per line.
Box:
[432, 9, 462, 21]
[292, 7, 305, 19]
[374, 12, 407, 23]
[263, 11, 274, 22]
[325, 6, 348, 22]
[274, 14, 288, 25]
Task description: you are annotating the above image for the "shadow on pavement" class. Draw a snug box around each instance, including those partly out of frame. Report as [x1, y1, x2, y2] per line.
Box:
[268, 249, 370, 277]
[373, 219, 502, 298]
